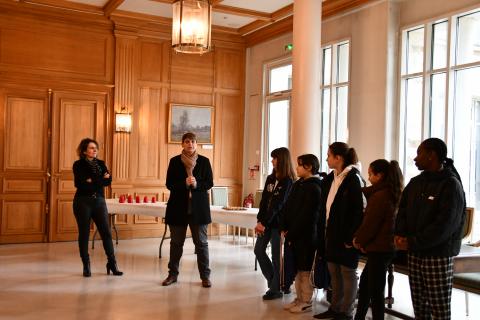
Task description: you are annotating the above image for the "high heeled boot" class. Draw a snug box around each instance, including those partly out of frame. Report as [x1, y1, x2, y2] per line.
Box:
[82, 258, 91, 277]
[106, 256, 123, 276]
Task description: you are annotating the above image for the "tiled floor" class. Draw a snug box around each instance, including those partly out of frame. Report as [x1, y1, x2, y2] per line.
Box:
[0, 237, 478, 320]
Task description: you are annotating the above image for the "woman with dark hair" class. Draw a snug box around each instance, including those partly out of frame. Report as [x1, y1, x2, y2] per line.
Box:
[394, 138, 465, 320]
[73, 138, 122, 277]
[353, 160, 404, 320]
[254, 147, 296, 300]
[280, 154, 323, 313]
[314, 142, 364, 320]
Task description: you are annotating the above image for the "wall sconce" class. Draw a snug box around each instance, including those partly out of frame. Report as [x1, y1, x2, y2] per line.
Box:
[115, 106, 132, 133]
[172, 0, 212, 54]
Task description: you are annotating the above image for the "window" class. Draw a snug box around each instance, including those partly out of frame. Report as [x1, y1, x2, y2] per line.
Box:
[399, 9, 480, 240]
[263, 59, 292, 176]
[320, 41, 350, 171]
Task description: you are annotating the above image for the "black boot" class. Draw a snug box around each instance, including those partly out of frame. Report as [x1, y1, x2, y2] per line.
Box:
[82, 259, 91, 277]
[106, 256, 123, 276]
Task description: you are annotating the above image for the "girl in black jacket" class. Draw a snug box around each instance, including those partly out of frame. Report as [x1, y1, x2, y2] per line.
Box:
[314, 142, 364, 320]
[281, 154, 323, 313]
[72, 138, 122, 277]
[254, 147, 296, 300]
[394, 138, 465, 319]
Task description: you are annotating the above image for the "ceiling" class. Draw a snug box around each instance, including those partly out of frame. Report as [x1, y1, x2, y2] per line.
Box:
[18, 0, 370, 39]
[19, 0, 299, 36]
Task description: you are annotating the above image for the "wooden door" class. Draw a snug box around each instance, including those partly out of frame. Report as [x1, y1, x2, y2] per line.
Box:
[49, 91, 107, 242]
[0, 88, 49, 243]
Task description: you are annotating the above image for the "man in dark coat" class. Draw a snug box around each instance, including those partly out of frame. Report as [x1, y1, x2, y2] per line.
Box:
[162, 132, 214, 288]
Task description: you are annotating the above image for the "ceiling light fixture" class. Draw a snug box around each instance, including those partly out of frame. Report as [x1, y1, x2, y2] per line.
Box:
[172, 0, 212, 54]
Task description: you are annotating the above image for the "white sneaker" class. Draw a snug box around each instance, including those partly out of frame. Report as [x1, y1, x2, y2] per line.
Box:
[289, 301, 312, 313]
[283, 298, 299, 310]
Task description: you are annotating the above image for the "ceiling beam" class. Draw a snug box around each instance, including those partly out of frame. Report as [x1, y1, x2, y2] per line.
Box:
[21, 0, 103, 14]
[214, 4, 271, 21]
[103, 0, 124, 17]
[238, 4, 293, 36]
[243, 0, 377, 47]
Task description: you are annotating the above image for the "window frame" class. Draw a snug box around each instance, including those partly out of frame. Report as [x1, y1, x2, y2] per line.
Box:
[320, 39, 351, 171]
[261, 57, 292, 183]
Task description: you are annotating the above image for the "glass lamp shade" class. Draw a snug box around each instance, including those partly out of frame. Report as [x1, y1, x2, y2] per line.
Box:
[172, 0, 212, 54]
[115, 112, 132, 133]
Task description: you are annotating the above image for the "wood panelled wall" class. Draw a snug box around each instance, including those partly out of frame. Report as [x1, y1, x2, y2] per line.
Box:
[0, 1, 245, 244]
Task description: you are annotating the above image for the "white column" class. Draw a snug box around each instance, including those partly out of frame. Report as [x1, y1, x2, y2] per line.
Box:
[290, 0, 322, 158]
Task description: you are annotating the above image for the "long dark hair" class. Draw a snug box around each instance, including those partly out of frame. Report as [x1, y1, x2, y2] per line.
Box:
[420, 138, 463, 186]
[297, 154, 320, 175]
[329, 142, 359, 169]
[370, 159, 404, 204]
[76, 138, 99, 159]
[271, 147, 296, 180]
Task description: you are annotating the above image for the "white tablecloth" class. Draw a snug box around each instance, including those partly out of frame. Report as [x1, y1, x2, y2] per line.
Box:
[106, 199, 258, 229]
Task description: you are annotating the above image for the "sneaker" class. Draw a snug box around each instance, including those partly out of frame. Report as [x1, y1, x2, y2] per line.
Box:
[262, 290, 283, 300]
[283, 298, 299, 310]
[289, 301, 312, 313]
[313, 308, 340, 319]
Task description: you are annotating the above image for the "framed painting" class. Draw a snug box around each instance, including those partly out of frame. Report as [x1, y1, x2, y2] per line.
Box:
[168, 103, 214, 144]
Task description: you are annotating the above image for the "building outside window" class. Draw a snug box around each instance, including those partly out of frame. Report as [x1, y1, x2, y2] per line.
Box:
[399, 8, 480, 240]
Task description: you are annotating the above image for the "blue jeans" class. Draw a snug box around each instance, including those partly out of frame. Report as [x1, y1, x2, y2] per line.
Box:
[254, 227, 281, 293]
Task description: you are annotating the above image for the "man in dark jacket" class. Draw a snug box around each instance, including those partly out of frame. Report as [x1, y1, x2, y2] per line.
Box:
[162, 132, 214, 288]
[395, 138, 465, 320]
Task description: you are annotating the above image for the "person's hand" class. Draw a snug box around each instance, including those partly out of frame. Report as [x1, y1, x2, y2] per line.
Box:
[352, 237, 361, 250]
[186, 176, 196, 187]
[394, 236, 408, 250]
[86, 178, 92, 183]
[103, 172, 110, 179]
[281, 231, 288, 237]
[255, 222, 265, 235]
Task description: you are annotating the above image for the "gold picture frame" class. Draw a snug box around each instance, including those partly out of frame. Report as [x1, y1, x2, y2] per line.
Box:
[168, 103, 214, 144]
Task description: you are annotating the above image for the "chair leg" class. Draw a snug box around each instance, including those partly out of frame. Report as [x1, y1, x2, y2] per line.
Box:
[465, 291, 469, 316]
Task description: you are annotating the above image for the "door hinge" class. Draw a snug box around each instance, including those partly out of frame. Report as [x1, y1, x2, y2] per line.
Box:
[45, 203, 49, 214]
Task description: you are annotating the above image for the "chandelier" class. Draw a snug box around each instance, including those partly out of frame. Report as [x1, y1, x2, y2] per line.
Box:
[172, 0, 212, 54]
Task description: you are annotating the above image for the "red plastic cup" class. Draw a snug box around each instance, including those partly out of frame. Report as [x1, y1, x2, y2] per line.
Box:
[135, 195, 140, 203]
[151, 196, 156, 203]
[127, 195, 133, 203]
[143, 196, 148, 203]
[119, 195, 125, 203]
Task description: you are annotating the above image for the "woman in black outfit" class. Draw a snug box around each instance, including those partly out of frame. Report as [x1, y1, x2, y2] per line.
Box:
[254, 147, 296, 300]
[72, 138, 122, 277]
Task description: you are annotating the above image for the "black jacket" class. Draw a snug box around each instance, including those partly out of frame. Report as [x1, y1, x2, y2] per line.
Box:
[281, 176, 324, 252]
[322, 168, 364, 269]
[256, 174, 293, 228]
[395, 167, 465, 257]
[165, 154, 213, 225]
[73, 158, 111, 197]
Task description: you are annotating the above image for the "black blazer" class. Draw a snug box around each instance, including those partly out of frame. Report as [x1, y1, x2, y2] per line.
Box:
[322, 168, 364, 269]
[73, 158, 112, 198]
[165, 154, 213, 225]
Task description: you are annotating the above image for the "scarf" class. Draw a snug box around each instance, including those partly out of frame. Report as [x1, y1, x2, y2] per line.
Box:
[181, 150, 198, 176]
[181, 150, 198, 199]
